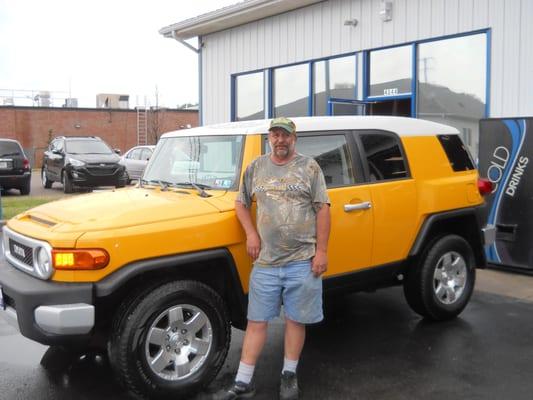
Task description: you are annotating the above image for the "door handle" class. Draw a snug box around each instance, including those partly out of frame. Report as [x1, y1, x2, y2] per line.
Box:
[344, 201, 372, 212]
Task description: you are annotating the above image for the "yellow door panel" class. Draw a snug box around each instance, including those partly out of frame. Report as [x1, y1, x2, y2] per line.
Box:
[326, 185, 373, 276]
[369, 179, 417, 266]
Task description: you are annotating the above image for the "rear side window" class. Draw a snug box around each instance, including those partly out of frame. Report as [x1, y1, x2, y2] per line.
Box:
[359, 133, 409, 181]
[0, 141, 22, 156]
[437, 134, 475, 171]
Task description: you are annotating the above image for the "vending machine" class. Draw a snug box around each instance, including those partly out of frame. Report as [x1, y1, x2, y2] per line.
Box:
[478, 117, 533, 270]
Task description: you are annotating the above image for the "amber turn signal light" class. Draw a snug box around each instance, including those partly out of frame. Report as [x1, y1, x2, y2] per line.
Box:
[52, 249, 110, 270]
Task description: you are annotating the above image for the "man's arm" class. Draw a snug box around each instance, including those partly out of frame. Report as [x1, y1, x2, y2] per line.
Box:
[312, 203, 330, 277]
[235, 200, 261, 261]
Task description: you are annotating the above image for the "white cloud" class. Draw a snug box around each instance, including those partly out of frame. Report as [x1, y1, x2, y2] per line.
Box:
[0, 0, 237, 108]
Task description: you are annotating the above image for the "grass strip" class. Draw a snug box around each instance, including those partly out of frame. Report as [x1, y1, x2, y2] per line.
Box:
[1, 196, 58, 220]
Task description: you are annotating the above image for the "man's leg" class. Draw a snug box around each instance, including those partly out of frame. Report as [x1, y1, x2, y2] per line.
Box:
[241, 320, 269, 365]
[283, 318, 305, 366]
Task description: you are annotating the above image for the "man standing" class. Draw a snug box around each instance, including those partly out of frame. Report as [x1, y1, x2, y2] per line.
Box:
[214, 117, 331, 400]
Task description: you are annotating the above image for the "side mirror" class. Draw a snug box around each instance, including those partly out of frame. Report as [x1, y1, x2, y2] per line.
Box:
[114, 149, 121, 155]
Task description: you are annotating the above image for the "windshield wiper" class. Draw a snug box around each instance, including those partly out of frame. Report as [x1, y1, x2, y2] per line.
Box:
[175, 182, 212, 198]
[140, 179, 170, 190]
[0, 152, 20, 157]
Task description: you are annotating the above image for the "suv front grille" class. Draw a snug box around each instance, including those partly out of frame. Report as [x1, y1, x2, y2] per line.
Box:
[8, 239, 33, 266]
[86, 164, 119, 176]
[2, 226, 53, 280]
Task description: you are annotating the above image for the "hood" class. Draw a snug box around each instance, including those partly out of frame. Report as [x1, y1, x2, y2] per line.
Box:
[69, 153, 121, 163]
[19, 187, 226, 233]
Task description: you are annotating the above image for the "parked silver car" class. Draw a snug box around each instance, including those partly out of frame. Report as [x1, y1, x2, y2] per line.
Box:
[120, 145, 155, 183]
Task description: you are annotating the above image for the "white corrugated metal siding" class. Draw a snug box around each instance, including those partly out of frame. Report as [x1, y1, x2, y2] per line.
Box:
[200, 0, 533, 124]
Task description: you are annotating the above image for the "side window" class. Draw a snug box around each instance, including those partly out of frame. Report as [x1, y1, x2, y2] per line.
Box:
[56, 140, 64, 153]
[359, 133, 409, 181]
[129, 148, 142, 160]
[437, 134, 475, 171]
[140, 148, 152, 161]
[297, 134, 355, 188]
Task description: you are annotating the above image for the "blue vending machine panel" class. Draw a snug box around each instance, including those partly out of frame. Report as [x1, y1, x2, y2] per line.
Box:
[478, 118, 532, 270]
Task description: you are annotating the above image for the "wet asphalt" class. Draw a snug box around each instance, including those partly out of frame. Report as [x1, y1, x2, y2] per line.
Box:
[2, 285, 533, 400]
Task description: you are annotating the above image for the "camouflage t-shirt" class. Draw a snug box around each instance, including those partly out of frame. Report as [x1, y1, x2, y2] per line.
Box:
[237, 153, 330, 267]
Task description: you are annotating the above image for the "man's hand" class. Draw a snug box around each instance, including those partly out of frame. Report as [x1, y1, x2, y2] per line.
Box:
[311, 249, 328, 277]
[246, 232, 261, 261]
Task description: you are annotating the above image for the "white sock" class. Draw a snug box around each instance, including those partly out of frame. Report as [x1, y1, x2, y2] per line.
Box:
[235, 361, 255, 384]
[282, 357, 298, 374]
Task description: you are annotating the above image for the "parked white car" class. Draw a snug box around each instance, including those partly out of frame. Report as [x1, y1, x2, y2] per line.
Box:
[120, 145, 155, 183]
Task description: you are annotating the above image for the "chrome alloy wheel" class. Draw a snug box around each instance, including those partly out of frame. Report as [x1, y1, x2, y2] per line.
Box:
[433, 251, 467, 305]
[144, 304, 213, 380]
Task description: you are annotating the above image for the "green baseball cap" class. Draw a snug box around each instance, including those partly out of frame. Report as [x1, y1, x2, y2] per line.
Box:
[269, 117, 296, 135]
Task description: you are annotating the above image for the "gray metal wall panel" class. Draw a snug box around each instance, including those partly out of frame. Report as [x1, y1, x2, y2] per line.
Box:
[199, 0, 533, 124]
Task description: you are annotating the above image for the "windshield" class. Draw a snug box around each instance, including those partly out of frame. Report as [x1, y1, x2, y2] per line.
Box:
[66, 140, 113, 154]
[143, 135, 244, 190]
[0, 141, 22, 156]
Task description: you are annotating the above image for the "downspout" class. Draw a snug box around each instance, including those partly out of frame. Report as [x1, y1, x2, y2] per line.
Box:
[169, 31, 203, 126]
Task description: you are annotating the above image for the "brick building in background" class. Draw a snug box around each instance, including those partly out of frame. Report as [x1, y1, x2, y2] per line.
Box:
[0, 106, 198, 167]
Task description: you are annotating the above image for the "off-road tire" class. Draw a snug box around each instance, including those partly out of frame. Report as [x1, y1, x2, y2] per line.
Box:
[404, 234, 476, 321]
[108, 280, 230, 399]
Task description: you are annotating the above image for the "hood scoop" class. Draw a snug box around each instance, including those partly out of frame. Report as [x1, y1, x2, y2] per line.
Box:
[27, 215, 57, 227]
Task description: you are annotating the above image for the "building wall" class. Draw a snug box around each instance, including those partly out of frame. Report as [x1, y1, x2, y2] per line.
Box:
[0, 107, 198, 167]
[201, 0, 533, 124]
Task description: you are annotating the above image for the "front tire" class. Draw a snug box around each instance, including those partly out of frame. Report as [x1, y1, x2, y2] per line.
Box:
[108, 280, 230, 399]
[62, 170, 74, 193]
[404, 234, 476, 321]
[42, 168, 52, 188]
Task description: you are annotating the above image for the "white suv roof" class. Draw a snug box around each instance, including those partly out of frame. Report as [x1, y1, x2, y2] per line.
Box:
[162, 116, 460, 138]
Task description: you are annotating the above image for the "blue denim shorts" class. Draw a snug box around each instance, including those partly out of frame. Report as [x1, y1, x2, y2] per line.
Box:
[247, 260, 323, 324]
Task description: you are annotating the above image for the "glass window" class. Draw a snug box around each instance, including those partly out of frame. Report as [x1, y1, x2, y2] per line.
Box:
[273, 63, 309, 117]
[417, 33, 487, 159]
[143, 135, 244, 190]
[128, 148, 142, 160]
[0, 141, 22, 156]
[298, 134, 355, 187]
[313, 55, 356, 116]
[437, 135, 475, 171]
[140, 148, 152, 161]
[65, 139, 112, 154]
[235, 72, 264, 121]
[360, 133, 408, 181]
[369, 45, 412, 97]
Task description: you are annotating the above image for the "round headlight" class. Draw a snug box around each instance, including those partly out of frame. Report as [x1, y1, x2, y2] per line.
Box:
[34, 247, 53, 279]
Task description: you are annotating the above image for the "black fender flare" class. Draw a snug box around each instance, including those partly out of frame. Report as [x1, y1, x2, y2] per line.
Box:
[94, 248, 248, 329]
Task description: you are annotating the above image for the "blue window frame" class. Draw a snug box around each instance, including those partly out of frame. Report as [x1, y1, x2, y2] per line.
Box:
[231, 29, 490, 123]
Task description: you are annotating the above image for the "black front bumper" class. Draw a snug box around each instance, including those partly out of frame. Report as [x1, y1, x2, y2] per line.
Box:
[0, 259, 94, 345]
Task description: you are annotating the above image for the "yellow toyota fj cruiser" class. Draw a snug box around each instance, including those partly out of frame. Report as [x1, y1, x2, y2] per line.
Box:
[0, 116, 494, 399]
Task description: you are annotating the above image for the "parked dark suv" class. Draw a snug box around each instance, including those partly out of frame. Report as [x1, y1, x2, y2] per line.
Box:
[0, 139, 31, 195]
[41, 136, 127, 193]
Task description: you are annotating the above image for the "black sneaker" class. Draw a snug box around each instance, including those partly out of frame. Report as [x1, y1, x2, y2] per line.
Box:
[212, 381, 256, 400]
[279, 371, 299, 400]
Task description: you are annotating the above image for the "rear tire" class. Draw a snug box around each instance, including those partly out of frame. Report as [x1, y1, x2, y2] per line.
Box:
[62, 170, 74, 193]
[403, 234, 476, 321]
[19, 180, 30, 195]
[42, 168, 52, 189]
[108, 280, 230, 399]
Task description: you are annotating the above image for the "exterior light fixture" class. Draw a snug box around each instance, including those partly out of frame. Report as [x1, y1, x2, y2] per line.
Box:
[344, 19, 358, 27]
[380, 1, 393, 22]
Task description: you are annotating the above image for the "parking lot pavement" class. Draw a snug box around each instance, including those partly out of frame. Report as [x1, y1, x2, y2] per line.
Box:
[2, 270, 533, 400]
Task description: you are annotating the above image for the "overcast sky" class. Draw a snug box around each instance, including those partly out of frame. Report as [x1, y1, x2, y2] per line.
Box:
[0, 0, 238, 108]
